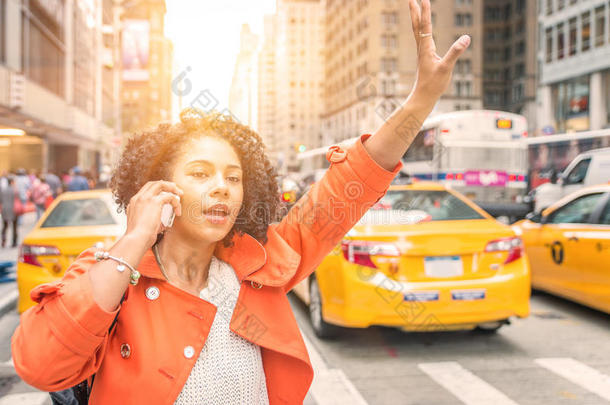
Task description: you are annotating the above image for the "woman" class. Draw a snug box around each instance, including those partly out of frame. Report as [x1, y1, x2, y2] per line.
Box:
[30, 174, 52, 220]
[1, 176, 19, 248]
[12, 2, 469, 403]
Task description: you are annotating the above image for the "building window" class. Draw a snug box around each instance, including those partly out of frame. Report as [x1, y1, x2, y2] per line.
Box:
[545, 0, 552, 15]
[569, 17, 577, 56]
[512, 83, 523, 102]
[455, 13, 472, 26]
[515, 63, 525, 78]
[382, 11, 398, 26]
[595, 6, 606, 47]
[381, 34, 397, 48]
[546, 27, 553, 62]
[581, 11, 591, 52]
[557, 23, 565, 59]
[381, 57, 397, 72]
[23, 0, 66, 98]
[516, 41, 525, 55]
[456, 59, 472, 74]
[557, 0, 564, 10]
[551, 74, 590, 132]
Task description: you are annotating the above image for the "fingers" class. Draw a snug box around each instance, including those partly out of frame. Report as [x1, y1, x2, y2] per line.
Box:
[408, 0, 421, 47]
[157, 191, 182, 217]
[441, 35, 471, 69]
[419, 0, 436, 53]
[146, 180, 184, 199]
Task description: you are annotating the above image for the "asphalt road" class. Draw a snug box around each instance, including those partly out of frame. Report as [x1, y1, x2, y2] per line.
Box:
[288, 290, 610, 405]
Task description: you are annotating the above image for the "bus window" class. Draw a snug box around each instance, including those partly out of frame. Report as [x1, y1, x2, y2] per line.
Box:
[403, 128, 435, 162]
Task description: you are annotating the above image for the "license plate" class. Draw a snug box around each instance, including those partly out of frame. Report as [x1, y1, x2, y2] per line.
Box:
[424, 256, 463, 278]
[452, 289, 486, 300]
[404, 291, 440, 302]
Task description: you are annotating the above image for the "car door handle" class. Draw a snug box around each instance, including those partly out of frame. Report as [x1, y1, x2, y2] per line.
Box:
[567, 236, 579, 242]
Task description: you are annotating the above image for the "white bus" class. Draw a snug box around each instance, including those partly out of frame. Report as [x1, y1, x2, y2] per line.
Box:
[298, 110, 529, 213]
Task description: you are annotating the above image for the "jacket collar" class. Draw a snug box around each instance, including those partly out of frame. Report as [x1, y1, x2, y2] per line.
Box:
[136, 228, 299, 287]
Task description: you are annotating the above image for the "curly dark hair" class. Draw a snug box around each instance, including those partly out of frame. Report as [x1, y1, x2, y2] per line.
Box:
[109, 108, 279, 246]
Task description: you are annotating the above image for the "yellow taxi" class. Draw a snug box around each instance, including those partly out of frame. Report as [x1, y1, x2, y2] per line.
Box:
[17, 189, 126, 313]
[513, 184, 610, 314]
[292, 181, 531, 338]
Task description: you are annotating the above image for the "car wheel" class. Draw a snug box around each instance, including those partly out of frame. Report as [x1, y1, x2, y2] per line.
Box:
[309, 277, 339, 339]
[475, 320, 507, 333]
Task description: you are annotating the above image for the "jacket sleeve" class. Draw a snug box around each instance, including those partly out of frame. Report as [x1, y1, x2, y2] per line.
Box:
[278, 134, 401, 292]
[11, 247, 121, 391]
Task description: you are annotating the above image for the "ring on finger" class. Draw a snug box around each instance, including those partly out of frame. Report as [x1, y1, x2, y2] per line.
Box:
[419, 32, 433, 38]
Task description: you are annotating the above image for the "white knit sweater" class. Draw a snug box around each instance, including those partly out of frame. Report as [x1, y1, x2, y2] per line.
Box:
[174, 256, 269, 405]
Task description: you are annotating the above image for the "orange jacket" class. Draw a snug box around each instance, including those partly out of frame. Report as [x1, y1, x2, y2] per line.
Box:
[12, 135, 400, 404]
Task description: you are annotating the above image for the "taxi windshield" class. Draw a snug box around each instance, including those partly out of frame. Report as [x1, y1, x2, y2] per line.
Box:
[364, 189, 485, 223]
[41, 198, 117, 228]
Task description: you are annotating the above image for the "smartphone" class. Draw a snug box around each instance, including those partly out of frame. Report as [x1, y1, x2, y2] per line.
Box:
[160, 192, 178, 227]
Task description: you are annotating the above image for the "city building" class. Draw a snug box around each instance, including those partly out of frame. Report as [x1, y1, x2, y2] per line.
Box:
[322, 0, 483, 147]
[482, 0, 538, 134]
[258, 0, 325, 171]
[0, 0, 119, 175]
[229, 24, 259, 129]
[537, 0, 610, 133]
[258, 14, 279, 157]
[120, 0, 173, 136]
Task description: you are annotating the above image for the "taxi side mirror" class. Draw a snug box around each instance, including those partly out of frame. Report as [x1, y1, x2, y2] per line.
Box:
[525, 212, 541, 223]
[540, 214, 549, 225]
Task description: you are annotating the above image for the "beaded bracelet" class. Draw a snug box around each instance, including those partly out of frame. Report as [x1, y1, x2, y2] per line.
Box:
[94, 250, 141, 285]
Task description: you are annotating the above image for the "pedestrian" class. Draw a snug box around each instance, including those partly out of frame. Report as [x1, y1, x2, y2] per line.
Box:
[30, 174, 51, 220]
[96, 164, 112, 189]
[1, 177, 19, 248]
[11, 2, 470, 403]
[14, 168, 30, 206]
[61, 170, 72, 191]
[44, 171, 62, 198]
[67, 166, 89, 191]
[85, 170, 96, 190]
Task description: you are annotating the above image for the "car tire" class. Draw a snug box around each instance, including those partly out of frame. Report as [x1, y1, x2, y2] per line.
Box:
[309, 277, 339, 339]
[475, 320, 507, 333]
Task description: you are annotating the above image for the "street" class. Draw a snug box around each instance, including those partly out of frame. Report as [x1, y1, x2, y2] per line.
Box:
[289, 291, 610, 405]
[0, 212, 609, 405]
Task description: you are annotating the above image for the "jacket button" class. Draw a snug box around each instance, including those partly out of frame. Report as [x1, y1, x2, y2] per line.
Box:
[146, 286, 160, 300]
[250, 280, 263, 289]
[184, 346, 195, 359]
[120, 343, 131, 359]
[326, 145, 346, 163]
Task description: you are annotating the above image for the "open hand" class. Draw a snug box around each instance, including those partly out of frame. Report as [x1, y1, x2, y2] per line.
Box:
[408, 0, 471, 105]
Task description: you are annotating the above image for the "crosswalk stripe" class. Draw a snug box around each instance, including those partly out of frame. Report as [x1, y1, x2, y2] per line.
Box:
[302, 332, 368, 405]
[0, 393, 48, 405]
[418, 362, 519, 405]
[535, 358, 610, 401]
[0, 357, 13, 367]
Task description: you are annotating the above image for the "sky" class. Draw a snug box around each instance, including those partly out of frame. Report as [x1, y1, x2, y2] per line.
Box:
[165, 0, 276, 122]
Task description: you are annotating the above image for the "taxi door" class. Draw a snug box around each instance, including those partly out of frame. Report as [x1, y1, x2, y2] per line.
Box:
[536, 192, 607, 298]
[573, 194, 610, 313]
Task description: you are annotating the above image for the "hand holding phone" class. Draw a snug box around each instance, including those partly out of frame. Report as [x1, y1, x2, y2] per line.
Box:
[160, 192, 178, 228]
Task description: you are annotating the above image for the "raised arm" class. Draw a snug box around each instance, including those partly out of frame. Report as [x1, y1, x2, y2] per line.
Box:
[278, 0, 469, 291]
[364, 0, 470, 171]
